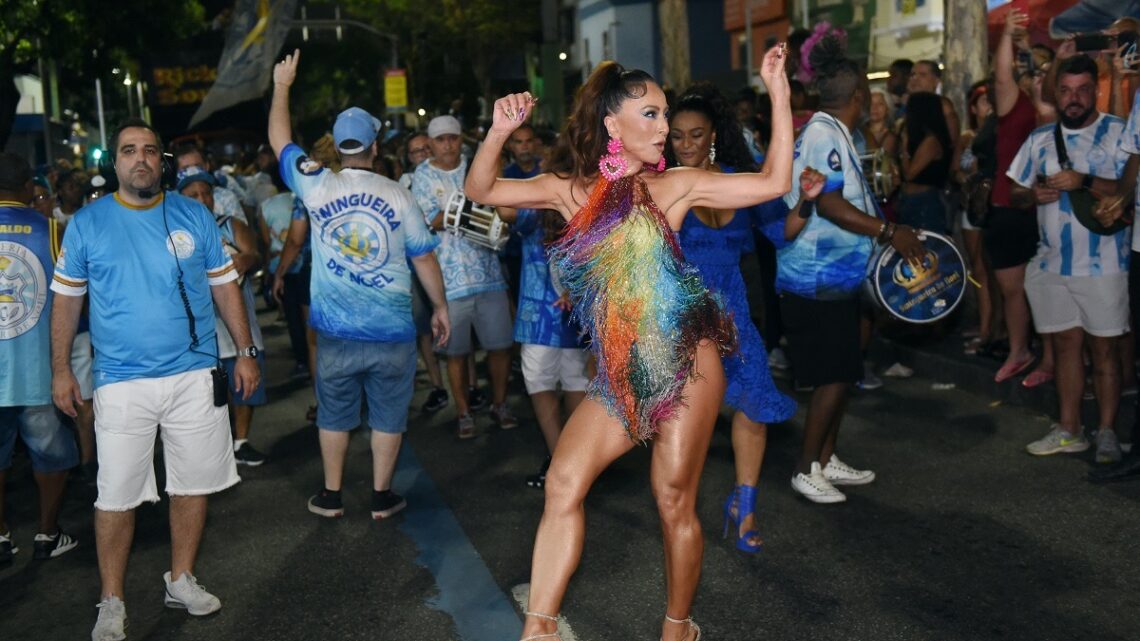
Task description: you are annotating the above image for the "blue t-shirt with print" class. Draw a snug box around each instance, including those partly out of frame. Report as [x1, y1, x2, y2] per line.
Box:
[280, 143, 439, 343]
[512, 209, 585, 347]
[774, 113, 877, 299]
[50, 192, 237, 387]
[410, 157, 507, 301]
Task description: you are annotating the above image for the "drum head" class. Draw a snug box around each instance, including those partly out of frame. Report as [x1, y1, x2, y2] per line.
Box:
[867, 231, 966, 324]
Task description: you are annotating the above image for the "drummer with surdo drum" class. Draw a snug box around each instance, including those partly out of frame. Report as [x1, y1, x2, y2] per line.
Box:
[764, 34, 924, 504]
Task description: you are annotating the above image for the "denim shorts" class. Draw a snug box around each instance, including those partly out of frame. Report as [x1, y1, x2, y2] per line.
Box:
[316, 335, 416, 433]
[0, 404, 79, 473]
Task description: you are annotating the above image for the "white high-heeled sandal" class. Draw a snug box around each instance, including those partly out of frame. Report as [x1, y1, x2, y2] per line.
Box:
[662, 614, 701, 641]
[521, 611, 561, 641]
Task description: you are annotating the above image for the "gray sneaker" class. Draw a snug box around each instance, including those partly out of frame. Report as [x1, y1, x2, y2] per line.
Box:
[457, 414, 476, 440]
[491, 403, 519, 430]
[91, 596, 126, 641]
[163, 571, 221, 616]
[1095, 429, 1123, 464]
[1026, 424, 1089, 456]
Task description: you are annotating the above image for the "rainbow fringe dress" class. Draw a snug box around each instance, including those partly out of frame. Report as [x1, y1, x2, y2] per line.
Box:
[549, 175, 736, 443]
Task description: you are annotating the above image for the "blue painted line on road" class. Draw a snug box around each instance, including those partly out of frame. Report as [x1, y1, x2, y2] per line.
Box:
[394, 446, 523, 641]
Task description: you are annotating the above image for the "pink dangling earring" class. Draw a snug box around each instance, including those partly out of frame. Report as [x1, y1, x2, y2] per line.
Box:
[599, 137, 628, 181]
[650, 156, 666, 172]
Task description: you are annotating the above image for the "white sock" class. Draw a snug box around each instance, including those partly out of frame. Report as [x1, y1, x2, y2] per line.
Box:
[233, 439, 247, 452]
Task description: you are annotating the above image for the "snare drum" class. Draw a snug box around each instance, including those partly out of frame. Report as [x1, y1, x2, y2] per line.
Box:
[864, 231, 966, 324]
[861, 149, 899, 203]
[443, 191, 509, 251]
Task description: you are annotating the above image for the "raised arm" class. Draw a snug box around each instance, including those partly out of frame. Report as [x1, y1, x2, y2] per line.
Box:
[269, 49, 300, 158]
[464, 92, 564, 213]
[996, 10, 1028, 117]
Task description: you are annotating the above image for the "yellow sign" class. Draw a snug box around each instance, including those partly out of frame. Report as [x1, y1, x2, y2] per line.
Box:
[385, 70, 408, 112]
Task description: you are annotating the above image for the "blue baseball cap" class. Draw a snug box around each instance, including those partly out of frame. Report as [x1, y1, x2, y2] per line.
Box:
[176, 165, 216, 191]
[333, 107, 381, 154]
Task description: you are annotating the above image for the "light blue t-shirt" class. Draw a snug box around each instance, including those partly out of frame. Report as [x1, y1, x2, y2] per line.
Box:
[777, 113, 877, 299]
[261, 191, 303, 274]
[50, 192, 237, 387]
[1008, 113, 1129, 277]
[280, 143, 439, 343]
[512, 209, 584, 347]
[0, 203, 61, 406]
[409, 157, 507, 301]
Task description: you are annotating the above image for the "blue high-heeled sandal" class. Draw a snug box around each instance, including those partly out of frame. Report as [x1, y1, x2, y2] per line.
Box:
[721, 484, 763, 554]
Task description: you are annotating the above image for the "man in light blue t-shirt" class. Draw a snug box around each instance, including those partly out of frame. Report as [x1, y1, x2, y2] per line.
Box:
[50, 119, 260, 641]
[269, 50, 450, 522]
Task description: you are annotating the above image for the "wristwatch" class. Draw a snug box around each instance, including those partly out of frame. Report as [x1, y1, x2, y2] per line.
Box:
[238, 345, 259, 359]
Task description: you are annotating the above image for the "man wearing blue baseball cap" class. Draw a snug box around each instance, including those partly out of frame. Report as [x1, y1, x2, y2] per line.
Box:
[268, 50, 449, 521]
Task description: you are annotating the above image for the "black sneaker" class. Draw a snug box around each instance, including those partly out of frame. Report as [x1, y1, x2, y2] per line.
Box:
[33, 529, 78, 560]
[234, 442, 267, 466]
[468, 388, 488, 412]
[371, 490, 407, 520]
[307, 489, 344, 518]
[0, 531, 17, 564]
[526, 457, 552, 489]
[421, 387, 449, 412]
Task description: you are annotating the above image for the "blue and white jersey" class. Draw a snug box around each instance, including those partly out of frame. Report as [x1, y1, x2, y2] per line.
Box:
[213, 185, 247, 225]
[0, 203, 61, 406]
[50, 192, 237, 387]
[410, 157, 507, 301]
[1118, 89, 1140, 252]
[777, 112, 877, 299]
[512, 209, 584, 348]
[1008, 113, 1129, 276]
[213, 217, 264, 357]
[280, 143, 439, 343]
[261, 191, 302, 275]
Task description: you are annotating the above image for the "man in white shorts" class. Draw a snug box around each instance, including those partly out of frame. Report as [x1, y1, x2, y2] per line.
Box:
[50, 119, 260, 641]
[1008, 54, 1129, 464]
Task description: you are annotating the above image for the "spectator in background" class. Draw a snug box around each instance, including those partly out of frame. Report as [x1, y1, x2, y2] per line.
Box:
[898, 92, 953, 234]
[0, 152, 80, 565]
[735, 88, 765, 164]
[262, 189, 311, 383]
[52, 169, 86, 225]
[790, 79, 814, 133]
[86, 175, 108, 203]
[31, 176, 53, 219]
[173, 141, 248, 225]
[862, 90, 899, 156]
[500, 124, 544, 314]
[908, 60, 961, 149]
[1008, 55, 1128, 465]
[398, 132, 431, 190]
[243, 145, 280, 209]
[957, 82, 997, 356]
[887, 58, 914, 118]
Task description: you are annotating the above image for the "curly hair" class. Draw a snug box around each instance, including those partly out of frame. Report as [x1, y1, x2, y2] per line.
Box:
[545, 61, 655, 182]
[665, 82, 757, 173]
[809, 34, 863, 109]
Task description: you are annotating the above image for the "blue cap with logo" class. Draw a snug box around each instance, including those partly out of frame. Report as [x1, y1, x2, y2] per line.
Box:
[333, 107, 381, 154]
[176, 165, 216, 192]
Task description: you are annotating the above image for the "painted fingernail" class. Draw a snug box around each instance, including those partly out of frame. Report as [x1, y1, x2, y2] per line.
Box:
[504, 106, 516, 120]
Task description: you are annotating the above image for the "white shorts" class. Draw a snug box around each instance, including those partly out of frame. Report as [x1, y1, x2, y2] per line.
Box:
[1024, 263, 1130, 337]
[92, 368, 240, 511]
[520, 344, 590, 395]
[71, 332, 94, 401]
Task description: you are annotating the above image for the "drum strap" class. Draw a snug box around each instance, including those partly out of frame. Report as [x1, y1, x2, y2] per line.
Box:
[809, 113, 885, 221]
[1052, 123, 1073, 171]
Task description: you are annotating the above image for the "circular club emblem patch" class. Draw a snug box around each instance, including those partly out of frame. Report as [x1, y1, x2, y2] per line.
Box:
[0, 241, 48, 340]
[327, 213, 390, 271]
[165, 230, 196, 259]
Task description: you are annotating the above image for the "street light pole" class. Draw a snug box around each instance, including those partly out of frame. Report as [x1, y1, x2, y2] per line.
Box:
[287, 19, 398, 68]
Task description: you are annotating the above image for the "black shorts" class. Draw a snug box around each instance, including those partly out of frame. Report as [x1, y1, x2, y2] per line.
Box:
[983, 206, 1038, 270]
[779, 292, 862, 387]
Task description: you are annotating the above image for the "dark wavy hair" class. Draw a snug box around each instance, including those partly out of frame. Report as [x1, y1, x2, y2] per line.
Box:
[808, 34, 863, 109]
[546, 61, 656, 182]
[905, 92, 952, 158]
[665, 82, 757, 173]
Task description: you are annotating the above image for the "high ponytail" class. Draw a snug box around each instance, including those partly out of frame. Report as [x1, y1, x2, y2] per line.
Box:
[546, 61, 656, 182]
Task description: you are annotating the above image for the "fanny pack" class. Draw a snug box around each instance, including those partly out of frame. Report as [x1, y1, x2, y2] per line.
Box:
[1053, 123, 1131, 235]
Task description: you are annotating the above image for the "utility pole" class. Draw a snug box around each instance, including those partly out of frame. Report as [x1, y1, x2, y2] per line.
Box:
[659, 0, 691, 91]
[944, 0, 986, 133]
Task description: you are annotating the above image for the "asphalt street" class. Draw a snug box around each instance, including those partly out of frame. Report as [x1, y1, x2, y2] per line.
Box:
[2, 310, 1138, 641]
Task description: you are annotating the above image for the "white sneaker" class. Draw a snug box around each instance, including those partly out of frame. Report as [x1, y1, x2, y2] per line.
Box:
[791, 462, 846, 503]
[164, 571, 221, 616]
[91, 596, 126, 641]
[1026, 424, 1089, 456]
[822, 454, 876, 486]
[768, 347, 790, 371]
[1095, 428, 1123, 464]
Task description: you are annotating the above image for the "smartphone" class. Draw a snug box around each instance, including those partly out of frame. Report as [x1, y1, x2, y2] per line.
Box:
[1016, 49, 1037, 76]
[1075, 33, 1113, 52]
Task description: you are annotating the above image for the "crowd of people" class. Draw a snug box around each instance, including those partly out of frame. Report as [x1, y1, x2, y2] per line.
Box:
[3, 12, 1140, 641]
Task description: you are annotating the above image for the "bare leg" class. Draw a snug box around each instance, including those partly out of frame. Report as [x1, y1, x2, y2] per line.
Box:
[302, 305, 317, 398]
[819, 392, 849, 466]
[418, 334, 444, 388]
[487, 349, 511, 405]
[169, 495, 206, 579]
[318, 430, 351, 491]
[729, 412, 766, 545]
[75, 401, 96, 465]
[234, 405, 254, 441]
[96, 509, 135, 597]
[964, 228, 993, 339]
[1089, 335, 1122, 431]
[467, 355, 478, 390]
[530, 391, 562, 453]
[33, 470, 69, 534]
[370, 431, 402, 492]
[797, 383, 848, 475]
[1053, 329, 1085, 433]
[652, 342, 725, 641]
[519, 400, 637, 639]
[448, 356, 471, 416]
[995, 265, 1034, 368]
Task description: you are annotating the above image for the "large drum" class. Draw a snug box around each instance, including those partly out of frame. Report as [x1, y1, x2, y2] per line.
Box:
[860, 149, 899, 203]
[443, 191, 509, 251]
[864, 231, 966, 324]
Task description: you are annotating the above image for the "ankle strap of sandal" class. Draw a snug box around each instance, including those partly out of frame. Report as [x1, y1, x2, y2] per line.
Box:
[664, 614, 692, 625]
[525, 611, 559, 623]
